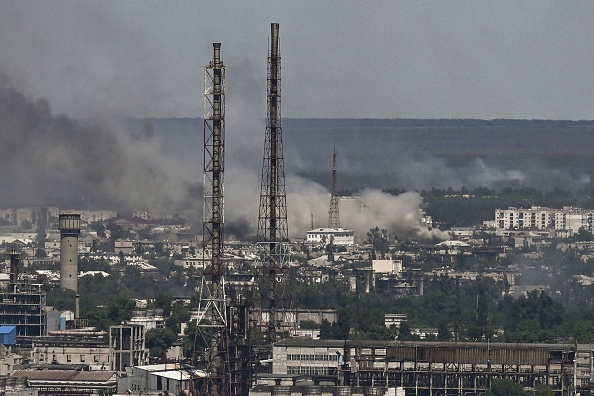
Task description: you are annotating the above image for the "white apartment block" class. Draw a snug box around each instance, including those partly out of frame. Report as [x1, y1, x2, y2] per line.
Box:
[495, 206, 593, 235]
[306, 228, 355, 246]
[78, 210, 117, 223]
[372, 259, 403, 275]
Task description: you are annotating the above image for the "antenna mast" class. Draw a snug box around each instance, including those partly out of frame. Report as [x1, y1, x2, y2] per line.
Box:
[197, 42, 230, 396]
[328, 142, 340, 228]
[254, 23, 292, 344]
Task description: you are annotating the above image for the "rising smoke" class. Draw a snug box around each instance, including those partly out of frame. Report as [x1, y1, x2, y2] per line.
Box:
[0, 74, 475, 243]
[285, 179, 449, 242]
[0, 76, 199, 213]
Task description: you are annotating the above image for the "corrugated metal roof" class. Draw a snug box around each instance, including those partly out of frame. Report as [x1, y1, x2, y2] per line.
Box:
[152, 370, 191, 380]
[12, 370, 116, 382]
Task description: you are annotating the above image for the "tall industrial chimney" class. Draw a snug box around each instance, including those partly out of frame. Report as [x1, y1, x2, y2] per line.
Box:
[59, 214, 81, 292]
[8, 246, 20, 293]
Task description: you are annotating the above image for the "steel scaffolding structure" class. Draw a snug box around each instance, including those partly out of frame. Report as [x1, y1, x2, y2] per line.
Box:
[196, 42, 231, 396]
[254, 23, 293, 344]
[328, 142, 340, 229]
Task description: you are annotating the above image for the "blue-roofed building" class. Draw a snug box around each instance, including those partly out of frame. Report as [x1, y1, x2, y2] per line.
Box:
[0, 326, 16, 345]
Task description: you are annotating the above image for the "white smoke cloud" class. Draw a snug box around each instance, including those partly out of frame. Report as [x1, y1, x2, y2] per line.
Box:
[283, 174, 448, 242]
[342, 189, 449, 242]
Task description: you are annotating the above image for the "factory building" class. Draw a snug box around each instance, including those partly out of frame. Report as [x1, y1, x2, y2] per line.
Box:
[11, 370, 117, 394]
[271, 339, 579, 395]
[117, 364, 193, 395]
[28, 337, 111, 370]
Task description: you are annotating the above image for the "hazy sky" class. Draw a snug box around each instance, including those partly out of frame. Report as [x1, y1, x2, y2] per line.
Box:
[3, 1, 594, 120]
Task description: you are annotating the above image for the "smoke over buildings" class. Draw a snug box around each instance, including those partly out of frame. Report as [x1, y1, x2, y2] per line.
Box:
[8, 64, 592, 244]
[0, 78, 199, 212]
[6, 73, 589, 244]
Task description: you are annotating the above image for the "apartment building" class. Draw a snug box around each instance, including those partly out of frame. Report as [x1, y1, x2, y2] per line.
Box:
[495, 206, 593, 235]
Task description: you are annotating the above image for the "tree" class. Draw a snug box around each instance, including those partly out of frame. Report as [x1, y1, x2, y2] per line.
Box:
[183, 320, 213, 359]
[397, 322, 414, 341]
[152, 293, 173, 317]
[146, 327, 177, 361]
[320, 319, 332, 339]
[534, 383, 554, 396]
[366, 227, 390, 259]
[20, 220, 32, 230]
[333, 309, 350, 339]
[85, 297, 136, 331]
[575, 227, 594, 242]
[486, 379, 528, 396]
[299, 320, 320, 330]
[106, 222, 130, 240]
[437, 323, 451, 341]
[166, 301, 190, 333]
[89, 221, 106, 238]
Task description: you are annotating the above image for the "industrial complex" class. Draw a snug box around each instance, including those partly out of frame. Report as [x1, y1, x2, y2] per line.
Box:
[2, 22, 594, 396]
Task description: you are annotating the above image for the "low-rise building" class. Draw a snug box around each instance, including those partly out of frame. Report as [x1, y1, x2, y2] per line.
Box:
[306, 228, 355, 246]
[30, 342, 111, 370]
[372, 259, 403, 275]
[117, 364, 194, 395]
[11, 370, 117, 394]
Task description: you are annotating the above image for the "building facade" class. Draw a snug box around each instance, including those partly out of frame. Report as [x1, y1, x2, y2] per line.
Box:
[306, 228, 355, 246]
[495, 206, 593, 235]
[272, 339, 578, 395]
[109, 324, 148, 372]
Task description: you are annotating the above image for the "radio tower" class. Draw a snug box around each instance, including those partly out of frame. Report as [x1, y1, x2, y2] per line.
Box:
[328, 142, 340, 228]
[196, 42, 231, 396]
[255, 23, 292, 344]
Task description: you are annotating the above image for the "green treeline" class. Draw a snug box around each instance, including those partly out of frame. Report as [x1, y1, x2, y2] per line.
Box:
[415, 186, 594, 227]
[291, 274, 594, 343]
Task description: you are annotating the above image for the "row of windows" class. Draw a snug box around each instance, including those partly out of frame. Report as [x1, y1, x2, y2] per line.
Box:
[40, 354, 104, 363]
[287, 354, 338, 361]
[287, 366, 338, 375]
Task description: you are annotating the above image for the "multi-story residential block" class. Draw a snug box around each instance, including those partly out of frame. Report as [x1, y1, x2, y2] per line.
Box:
[77, 210, 117, 224]
[495, 206, 594, 236]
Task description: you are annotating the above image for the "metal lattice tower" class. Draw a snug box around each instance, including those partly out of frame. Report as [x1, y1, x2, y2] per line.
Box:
[254, 23, 292, 344]
[196, 42, 230, 396]
[328, 142, 340, 228]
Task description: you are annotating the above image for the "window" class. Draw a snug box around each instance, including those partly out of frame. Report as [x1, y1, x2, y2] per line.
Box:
[66, 355, 72, 362]
[80, 355, 85, 362]
[94, 355, 100, 362]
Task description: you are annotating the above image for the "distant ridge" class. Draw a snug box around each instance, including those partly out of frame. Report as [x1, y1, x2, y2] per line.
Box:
[130, 117, 594, 128]
[282, 118, 594, 128]
[126, 117, 594, 158]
